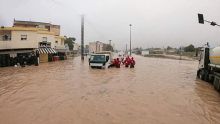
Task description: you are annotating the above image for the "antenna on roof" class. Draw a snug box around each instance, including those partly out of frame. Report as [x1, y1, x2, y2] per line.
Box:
[13, 18, 16, 26]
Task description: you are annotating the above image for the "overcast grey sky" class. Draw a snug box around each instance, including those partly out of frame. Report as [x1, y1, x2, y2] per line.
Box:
[1, 0, 220, 49]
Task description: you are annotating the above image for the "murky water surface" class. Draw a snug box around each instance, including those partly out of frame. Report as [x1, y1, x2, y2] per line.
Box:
[0, 56, 220, 124]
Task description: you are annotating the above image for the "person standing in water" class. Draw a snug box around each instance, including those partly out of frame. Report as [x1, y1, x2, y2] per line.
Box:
[130, 57, 135, 68]
[108, 59, 117, 68]
[116, 58, 121, 68]
[124, 56, 131, 68]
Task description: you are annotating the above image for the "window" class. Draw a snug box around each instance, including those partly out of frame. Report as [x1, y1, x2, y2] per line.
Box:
[2, 35, 11, 41]
[42, 37, 47, 42]
[106, 56, 109, 62]
[90, 55, 105, 62]
[21, 35, 27, 40]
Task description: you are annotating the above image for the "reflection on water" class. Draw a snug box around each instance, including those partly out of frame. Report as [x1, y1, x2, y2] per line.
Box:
[0, 56, 220, 124]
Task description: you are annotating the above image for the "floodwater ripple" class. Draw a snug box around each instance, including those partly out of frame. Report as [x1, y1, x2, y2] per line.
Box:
[0, 56, 220, 124]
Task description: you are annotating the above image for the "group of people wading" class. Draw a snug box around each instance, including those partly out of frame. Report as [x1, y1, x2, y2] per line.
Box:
[108, 56, 136, 68]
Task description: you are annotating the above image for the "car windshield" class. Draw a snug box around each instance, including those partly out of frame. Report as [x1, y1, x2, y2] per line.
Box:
[90, 55, 105, 62]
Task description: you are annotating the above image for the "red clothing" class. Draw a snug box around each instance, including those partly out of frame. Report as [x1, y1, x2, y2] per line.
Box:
[130, 58, 135, 68]
[125, 58, 131, 67]
[116, 58, 120, 68]
[113, 59, 117, 65]
[130, 59, 135, 65]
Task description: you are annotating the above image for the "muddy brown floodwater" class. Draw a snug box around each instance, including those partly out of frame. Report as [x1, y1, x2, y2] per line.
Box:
[0, 55, 220, 124]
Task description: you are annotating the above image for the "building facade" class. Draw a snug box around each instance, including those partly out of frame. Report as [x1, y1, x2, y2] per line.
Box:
[89, 41, 111, 53]
[73, 42, 80, 54]
[0, 20, 67, 67]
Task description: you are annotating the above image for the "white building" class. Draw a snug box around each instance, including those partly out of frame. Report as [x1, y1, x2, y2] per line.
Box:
[72, 42, 80, 54]
[141, 50, 150, 56]
[89, 41, 105, 53]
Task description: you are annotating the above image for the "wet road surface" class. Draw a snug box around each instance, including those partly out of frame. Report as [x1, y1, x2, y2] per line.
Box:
[0, 55, 220, 124]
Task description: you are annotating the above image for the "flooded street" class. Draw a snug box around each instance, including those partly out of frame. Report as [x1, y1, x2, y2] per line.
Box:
[0, 55, 220, 124]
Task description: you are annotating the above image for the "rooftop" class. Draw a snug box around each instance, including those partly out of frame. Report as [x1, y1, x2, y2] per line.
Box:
[13, 20, 60, 27]
[0, 27, 48, 31]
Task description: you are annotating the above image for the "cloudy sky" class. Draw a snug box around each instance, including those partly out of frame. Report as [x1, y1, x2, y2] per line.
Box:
[0, 0, 220, 49]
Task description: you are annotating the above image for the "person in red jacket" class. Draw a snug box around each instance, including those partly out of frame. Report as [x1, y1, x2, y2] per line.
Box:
[130, 57, 135, 68]
[108, 59, 117, 68]
[125, 56, 131, 68]
[116, 58, 121, 68]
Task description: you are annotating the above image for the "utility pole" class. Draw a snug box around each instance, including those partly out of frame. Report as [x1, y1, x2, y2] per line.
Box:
[109, 40, 112, 51]
[129, 24, 132, 56]
[179, 47, 182, 60]
[109, 40, 111, 46]
[126, 44, 128, 54]
[81, 15, 84, 60]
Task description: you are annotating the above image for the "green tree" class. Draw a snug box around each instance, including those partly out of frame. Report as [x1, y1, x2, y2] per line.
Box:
[184, 44, 195, 52]
[64, 37, 76, 51]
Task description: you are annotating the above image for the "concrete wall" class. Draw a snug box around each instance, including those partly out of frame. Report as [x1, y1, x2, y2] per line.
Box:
[39, 54, 48, 63]
[0, 30, 38, 49]
[13, 22, 61, 36]
[0, 30, 65, 50]
[141, 51, 149, 56]
[89, 42, 104, 53]
[89, 42, 96, 53]
[37, 33, 55, 48]
[50, 25, 60, 36]
[54, 37, 65, 49]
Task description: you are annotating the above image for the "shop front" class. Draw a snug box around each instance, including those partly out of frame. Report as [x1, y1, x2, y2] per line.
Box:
[0, 49, 37, 67]
[37, 47, 56, 63]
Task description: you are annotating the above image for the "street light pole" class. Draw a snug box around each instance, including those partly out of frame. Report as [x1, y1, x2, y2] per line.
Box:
[109, 40, 113, 52]
[109, 40, 112, 46]
[81, 15, 84, 60]
[129, 24, 132, 56]
[126, 44, 128, 54]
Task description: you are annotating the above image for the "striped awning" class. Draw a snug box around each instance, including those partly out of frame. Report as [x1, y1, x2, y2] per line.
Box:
[37, 48, 56, 54]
